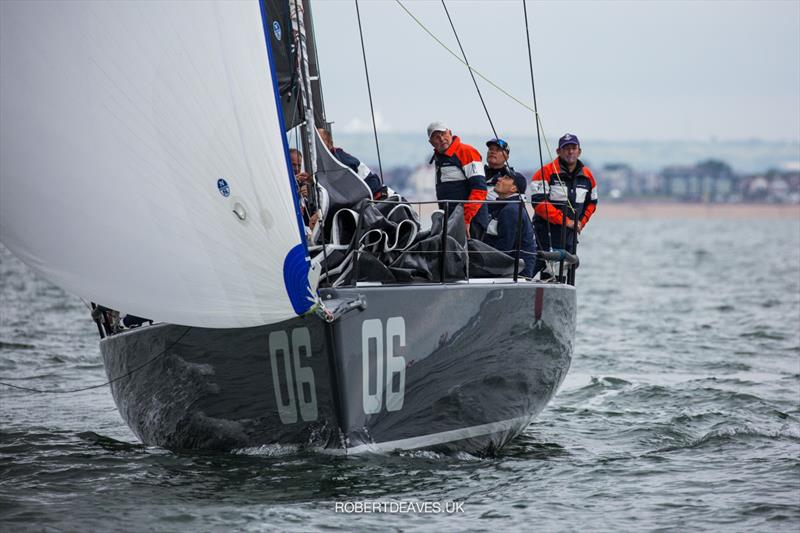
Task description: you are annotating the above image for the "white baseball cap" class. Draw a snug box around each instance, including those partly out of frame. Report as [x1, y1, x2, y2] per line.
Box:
[427, 121, 449, 139]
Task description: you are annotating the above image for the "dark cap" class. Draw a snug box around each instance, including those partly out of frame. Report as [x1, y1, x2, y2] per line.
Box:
[498, 172, 527, 194]
[512, 172, 527, 195]
[486, 138, 510, 152]
[558, 133, 580, 149]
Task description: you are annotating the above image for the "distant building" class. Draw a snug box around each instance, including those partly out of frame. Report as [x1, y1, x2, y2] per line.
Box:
[659, 160, 737, 202]
[406, 164, 436, 201]
[387, 155, 799, 205]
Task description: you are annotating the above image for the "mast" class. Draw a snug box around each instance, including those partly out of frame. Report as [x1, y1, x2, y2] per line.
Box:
[302, 0, 327, 128]
[290, 0, 322, 176]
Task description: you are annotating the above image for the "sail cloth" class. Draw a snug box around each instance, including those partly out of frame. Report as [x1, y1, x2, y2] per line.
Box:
[0, 1, 316, 328]
[266, 0, 327, 131]
[264, 0, 302, 131]
[314, 129, 373, 220]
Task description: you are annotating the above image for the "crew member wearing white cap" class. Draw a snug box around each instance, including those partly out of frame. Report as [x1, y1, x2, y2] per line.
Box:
[427, 122, 488, 238]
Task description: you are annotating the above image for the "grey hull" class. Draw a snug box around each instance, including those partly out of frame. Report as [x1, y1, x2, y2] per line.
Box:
[101, 282, 575, 454]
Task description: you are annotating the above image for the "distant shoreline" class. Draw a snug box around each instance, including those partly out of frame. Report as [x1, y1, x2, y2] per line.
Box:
[598, 202, 800, 219]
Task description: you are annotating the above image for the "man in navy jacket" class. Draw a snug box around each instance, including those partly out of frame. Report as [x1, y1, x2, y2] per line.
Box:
[317, 127, 383, 196]
[482, 172, 537, 277]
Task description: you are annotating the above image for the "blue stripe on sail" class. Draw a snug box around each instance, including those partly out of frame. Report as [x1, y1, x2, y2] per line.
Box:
[283, 243, 313, 315]
[258, 0, 313, 315]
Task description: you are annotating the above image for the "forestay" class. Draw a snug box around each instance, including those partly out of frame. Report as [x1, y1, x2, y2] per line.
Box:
[0, 1, 316, 328]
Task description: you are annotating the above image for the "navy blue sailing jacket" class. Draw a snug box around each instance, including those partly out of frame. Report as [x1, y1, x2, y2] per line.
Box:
[482, 194, 536, 277]
[332, 148, 382, 195]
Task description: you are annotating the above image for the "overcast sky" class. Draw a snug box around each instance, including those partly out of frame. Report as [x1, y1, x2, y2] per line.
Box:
[311, 0, 800, 143]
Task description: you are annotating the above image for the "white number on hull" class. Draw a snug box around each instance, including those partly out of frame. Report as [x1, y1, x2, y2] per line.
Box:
[291, 327, 318, 422]
[385, 317, 406, 412]
[362, 319, 384, 414]
[268, 327, 317, 424]
[362, 317, 407, 414]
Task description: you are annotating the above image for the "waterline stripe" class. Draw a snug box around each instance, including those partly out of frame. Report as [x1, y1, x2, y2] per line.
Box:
[328, 415, 533, 455]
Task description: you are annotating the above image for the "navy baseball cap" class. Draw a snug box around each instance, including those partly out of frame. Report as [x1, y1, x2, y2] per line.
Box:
[558, 133, 580, 149]
[512, 173, 527, 194]
[499, 172, 527, 194]
[486, 138, 510, 152]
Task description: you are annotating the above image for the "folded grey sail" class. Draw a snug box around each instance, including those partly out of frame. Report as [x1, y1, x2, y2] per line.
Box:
[330, 208, 360, 246]
[313, 129, 372, 221]
[387, 207, 468, 283]
[467, 239, 522, 278]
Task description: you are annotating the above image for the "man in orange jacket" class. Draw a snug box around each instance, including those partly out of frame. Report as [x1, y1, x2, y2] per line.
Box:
[427, 121, 488, 238]
[530, 133, 597, 261]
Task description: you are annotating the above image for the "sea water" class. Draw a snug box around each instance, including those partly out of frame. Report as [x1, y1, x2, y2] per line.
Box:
[1, 213, 798, 531]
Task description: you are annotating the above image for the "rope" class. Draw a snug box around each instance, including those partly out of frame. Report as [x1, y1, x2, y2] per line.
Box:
[440, 0, 497, 139]
[395, 0, 533, 112]
[395, 0, 573, 217]
[522, 0, 552, 244]
[516, 2, 574, 246]
[0, 326, 192, 394]
[354, 0, 385, 182]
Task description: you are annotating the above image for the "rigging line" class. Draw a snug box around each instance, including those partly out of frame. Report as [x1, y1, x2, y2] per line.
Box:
[354, 0, 384, 182]
[440, 0, 496, 139]
[293, 0, 330, 283]
[395, 0, 533, 113]
[521, 0, 554, 243]
[0, 326, 193, 394]
[523, 0, 546, 192]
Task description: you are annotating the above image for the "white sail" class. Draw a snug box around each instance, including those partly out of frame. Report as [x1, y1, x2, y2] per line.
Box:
[0, 1, 316, 328]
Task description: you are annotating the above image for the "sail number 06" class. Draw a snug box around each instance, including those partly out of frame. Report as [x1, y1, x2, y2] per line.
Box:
[362, 317, 406, 414]
[268, 318, 407, 424]
[268, 328, 318, 424]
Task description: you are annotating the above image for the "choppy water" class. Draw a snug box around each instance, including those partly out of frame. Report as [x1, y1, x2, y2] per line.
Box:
[2, 215, 799, 531]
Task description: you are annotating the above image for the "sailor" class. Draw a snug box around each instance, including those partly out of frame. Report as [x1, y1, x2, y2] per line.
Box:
[289, 148, 318, 232]
[317, 127, 384, 197]
[482, 173, 536, 277]
[530, 133, 597, 266]
[484, 137, 527, 202]
[427, 122, 489, 239]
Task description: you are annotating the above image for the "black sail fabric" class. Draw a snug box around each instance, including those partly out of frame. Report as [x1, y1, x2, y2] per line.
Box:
[387, 207, 468, 282]
[313, 129, 371, 224]
[467, 239, 521, 278]
[263, 0, 301, 130]
[264, 0, 325, 130]
[307, 181, 519, 285]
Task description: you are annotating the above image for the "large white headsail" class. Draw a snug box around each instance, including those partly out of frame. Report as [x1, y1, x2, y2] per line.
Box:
[0, 1, 315, 328]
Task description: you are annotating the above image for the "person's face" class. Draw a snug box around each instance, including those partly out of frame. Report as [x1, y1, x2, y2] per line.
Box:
[428, 129, 453, 153]
[290, 152, 302, 176]
[486, 145, 508, 169]
[493, 175, 517, 196]
[557, 143, 581, 165]
[317, 128, 334, 151]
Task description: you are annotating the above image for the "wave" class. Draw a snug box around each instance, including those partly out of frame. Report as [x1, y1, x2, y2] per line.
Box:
[0, 341, 35, 350]
[232, 444, 301, 457]
[77, 431, 144, 452]
[653, 423, 800, 453]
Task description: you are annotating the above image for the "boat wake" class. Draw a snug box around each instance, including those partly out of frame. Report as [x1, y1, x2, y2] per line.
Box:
[232, 444, 302, 458]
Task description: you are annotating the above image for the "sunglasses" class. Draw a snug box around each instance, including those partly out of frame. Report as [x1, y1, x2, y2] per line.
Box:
[488, 138, 508, 151]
